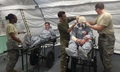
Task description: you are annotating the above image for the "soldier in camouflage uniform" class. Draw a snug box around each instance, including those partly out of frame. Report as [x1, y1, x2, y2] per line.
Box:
[86, 2, 115, 72]
[57, 11, 78, 72]
[5, 14, 22, 72]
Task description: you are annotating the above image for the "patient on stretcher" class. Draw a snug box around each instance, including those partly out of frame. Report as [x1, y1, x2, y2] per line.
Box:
[65, 16, 93, 59]
[22, 22, 56, 48]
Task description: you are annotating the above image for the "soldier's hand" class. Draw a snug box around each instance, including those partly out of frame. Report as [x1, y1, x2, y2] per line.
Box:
[85, 22, 91, 27]
[88, 21, 94, 25]
[76, 16, 79, 23]
[76, 39, 81, 44]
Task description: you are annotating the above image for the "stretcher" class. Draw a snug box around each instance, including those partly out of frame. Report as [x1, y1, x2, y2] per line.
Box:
[71, 37, 98, 72]
[24, 38, 57, 72]
[0, 37, 57, 72]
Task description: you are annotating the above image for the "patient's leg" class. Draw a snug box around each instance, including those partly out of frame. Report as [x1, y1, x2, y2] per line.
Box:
[78, 41, 92, 59]
[78, 46, 88, 59]
[65, 40, 78, 57]
[82, 41, 92, 49]
[67, 40, 78, 72]
[68, 40, 77, 50]
[82, 41, 92, 53]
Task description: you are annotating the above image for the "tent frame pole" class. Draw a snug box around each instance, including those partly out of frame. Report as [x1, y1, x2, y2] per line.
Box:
[33, 0, 46, 22]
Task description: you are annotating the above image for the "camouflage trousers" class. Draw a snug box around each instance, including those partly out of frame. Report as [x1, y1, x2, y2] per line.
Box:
[60, 39, 69, 72]
[98, 34, 115, 72]
[6, 40, 19, 72]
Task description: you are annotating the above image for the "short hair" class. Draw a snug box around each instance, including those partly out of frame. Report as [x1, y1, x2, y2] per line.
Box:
[58, 11, 65, 18]
[45, 22, 50, 25]
[5, 13, 15, 21]
[95, 2, 104, 9]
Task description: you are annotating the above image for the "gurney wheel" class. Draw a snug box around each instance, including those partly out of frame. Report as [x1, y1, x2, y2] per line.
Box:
[46, 51, 54, 68]
[29, 48, 40, 66]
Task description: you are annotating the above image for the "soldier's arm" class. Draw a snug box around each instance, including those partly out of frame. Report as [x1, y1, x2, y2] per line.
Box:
[67, 17, 76, 23]
[67, 22, 77, 33]
[10, 32, 22, 43]
[68, 16, 79, 23]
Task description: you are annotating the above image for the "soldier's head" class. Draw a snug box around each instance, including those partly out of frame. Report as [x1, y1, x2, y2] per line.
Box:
[5, 13, 18, 24]
[58, 11, 67, 22]
[95, 2, 104, 14]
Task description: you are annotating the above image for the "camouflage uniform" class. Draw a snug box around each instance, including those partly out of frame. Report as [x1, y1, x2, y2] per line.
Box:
[60, 39, 69, 72]
[94, 12, 115, 72]
[6, 23, 20, 72]
[58, 17, 75, 72]
[6, 40, 19, 72]
[98, 34, 115, 72]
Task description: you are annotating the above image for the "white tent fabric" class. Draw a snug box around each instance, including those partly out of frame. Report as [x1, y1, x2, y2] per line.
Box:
[0, 0, 120, 53]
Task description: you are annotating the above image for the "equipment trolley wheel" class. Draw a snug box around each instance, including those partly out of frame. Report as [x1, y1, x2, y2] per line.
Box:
[46, 51, 54, 68]
[29, 48, 40, 66]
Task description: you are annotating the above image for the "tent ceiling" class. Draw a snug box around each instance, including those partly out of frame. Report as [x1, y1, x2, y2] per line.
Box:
[0, 0, 120, 9]
[0, 0, 35, 6]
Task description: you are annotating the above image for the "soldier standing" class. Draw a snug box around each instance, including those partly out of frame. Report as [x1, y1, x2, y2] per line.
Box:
[57, 11, 78, 72]
[5, 14, 22, 72]
[86, 2, 115, 72]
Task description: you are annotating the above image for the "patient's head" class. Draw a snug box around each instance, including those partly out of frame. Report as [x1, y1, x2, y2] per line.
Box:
[77, 16, 87, 27]
[44, 22, 50, 30]
[78, 16, 86, 24]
